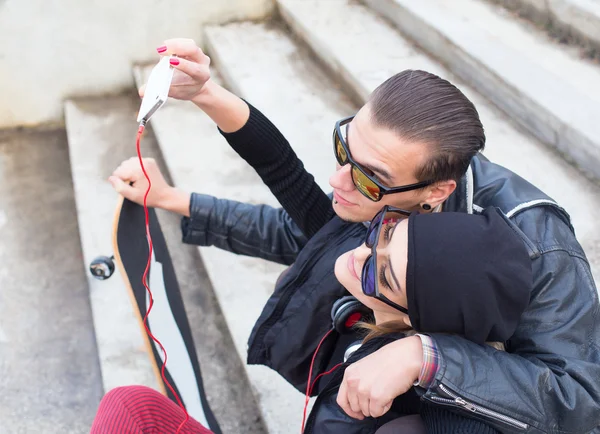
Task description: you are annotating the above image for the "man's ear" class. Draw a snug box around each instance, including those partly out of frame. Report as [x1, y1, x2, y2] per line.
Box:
[425, 180, 456, 208]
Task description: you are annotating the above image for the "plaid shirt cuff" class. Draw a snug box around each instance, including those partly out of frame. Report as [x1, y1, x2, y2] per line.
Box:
[414, 334, 440, 388]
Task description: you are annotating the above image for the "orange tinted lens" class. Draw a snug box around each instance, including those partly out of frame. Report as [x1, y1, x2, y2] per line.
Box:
[335, 133, 348, 165]
[352, 165, 380, 200]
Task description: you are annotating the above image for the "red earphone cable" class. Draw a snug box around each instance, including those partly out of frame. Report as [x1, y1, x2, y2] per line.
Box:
[308, 363, 343, 398]
[301, 328, 342, 433]
[136, 123, 190, 433]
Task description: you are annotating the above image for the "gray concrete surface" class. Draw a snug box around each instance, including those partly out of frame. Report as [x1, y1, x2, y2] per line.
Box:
[279, 0, 600, 282]
[363, 0, 600, 183]
[157, 196, 267, 434]
[64, 94, 266, 434]
[134, 20, 358, 432]
[0, 128, 103, 433]
[486, 0, 600, 56]
[65, 96, 160, 395]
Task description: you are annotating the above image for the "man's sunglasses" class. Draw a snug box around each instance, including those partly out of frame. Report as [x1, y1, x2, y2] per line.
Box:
[362, 205, 412, 314]
[333, 116, 433, 201]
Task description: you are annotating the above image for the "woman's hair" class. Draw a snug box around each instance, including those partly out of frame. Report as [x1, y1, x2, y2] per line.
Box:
[358, 321, 505, 351]
[358, 320, 411, 343]
[369, 70, 485, 183]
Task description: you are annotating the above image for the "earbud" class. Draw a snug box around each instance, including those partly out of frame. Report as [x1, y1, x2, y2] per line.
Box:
[331, 296, 373, 334]
[421, 203, 432, 211]
[89, 255, 115, 280]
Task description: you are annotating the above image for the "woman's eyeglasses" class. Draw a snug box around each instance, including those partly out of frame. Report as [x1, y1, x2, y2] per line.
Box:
[333, 116, 433, 202]
[361, 205, 412, 314]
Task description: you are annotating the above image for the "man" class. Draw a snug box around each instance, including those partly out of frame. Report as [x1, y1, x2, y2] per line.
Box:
[111, 39, 600, 433]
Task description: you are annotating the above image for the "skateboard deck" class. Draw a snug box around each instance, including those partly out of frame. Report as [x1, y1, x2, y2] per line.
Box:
[112, 196, 221, 433]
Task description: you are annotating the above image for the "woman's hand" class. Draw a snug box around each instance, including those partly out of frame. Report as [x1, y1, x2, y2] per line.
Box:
[336, 336, 424, 420]
[141, 38, 211, 102]
[108, 157, 191, 217]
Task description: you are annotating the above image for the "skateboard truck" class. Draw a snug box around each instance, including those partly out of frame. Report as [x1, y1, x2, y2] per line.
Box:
[90, 255, 115, 280]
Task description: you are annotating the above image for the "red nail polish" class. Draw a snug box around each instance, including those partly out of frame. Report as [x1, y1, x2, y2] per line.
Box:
[156, 45, 167, 53]
[169, 57, 180, 66]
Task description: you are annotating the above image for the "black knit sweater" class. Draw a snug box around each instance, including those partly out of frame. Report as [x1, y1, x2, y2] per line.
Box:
[218, 103, 501, 434]
[219, 102, 335, 240]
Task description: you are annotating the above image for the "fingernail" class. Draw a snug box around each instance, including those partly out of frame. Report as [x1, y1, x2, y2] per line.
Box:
[156, 45, 167, 53]
[169, 57, 179, 66]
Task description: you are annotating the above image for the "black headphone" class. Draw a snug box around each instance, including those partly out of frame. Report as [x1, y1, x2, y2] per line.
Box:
[331, 296, 373, 334]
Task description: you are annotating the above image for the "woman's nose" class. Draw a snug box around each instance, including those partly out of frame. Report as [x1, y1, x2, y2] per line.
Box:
[329, 163, 354, 192]
[353, 243, 371, 264]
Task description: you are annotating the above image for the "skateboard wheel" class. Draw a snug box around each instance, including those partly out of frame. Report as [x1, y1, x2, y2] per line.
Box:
[90, 256, 115, 280]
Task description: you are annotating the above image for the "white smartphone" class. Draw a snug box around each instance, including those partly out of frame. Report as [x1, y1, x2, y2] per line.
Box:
[137, 56, 175, 124]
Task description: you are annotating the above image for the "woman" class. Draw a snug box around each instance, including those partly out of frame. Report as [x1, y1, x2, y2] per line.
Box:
[91, 205, 532, 433]
[304, 205, 531, 433]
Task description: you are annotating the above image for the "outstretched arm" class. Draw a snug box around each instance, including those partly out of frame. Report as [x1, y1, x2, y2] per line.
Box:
[162, 39, 335, 238]
[181, 193, 307, 266]
[109, 157, 308, 265]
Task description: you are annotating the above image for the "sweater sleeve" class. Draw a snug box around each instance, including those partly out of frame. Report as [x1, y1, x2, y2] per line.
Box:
[219, 102, 335, 239]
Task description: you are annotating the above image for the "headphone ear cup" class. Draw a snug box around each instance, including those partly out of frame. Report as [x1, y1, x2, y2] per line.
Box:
[331, 296, 373, 334]
[331, 296, 356, 320]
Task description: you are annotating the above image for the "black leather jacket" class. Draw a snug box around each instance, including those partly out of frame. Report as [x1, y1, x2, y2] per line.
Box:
[182, 155, 600, 433]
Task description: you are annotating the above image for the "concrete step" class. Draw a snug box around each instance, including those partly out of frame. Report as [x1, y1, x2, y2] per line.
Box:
[64, 94, 266, 434]
[361, 0, 600, 183]
[133, 20, 358, 433]
[278, 0, 600, 281]
[0, 128, 103, 433]
[65, 96, 165, 395]
[486, 0, 600, 57]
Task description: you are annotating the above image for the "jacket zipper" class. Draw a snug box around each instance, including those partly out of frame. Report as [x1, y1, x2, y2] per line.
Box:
[427, 384, 529, 430]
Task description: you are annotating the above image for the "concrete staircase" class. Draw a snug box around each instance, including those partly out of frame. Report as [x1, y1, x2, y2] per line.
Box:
[364, 0, 600, 182]
[63, 94, 266, 434]
[0, 129, 103, 434]
[4, 0, 599, 432]
[485, 0, 600, 56]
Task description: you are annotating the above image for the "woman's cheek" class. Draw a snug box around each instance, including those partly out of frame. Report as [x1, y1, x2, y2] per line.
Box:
[335, 253, 386, 313]
[334, 253, 350, 285]
[334, 253, 361, 298]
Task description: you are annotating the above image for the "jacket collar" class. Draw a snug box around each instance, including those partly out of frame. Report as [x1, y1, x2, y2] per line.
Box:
[445, 163, 475, 214]
[446, 155, 571, 225]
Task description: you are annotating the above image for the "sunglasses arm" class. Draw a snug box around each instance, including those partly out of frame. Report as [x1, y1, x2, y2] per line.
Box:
[379, 294, 409, 315]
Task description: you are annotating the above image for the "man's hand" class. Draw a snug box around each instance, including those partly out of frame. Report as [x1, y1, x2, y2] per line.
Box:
[108, 157, 191, 217]
[140, 38, 211, 102]
[337, 336, 423, 420]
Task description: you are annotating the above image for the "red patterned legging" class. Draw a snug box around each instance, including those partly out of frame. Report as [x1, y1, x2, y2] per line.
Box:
[91, 385, 214, 434]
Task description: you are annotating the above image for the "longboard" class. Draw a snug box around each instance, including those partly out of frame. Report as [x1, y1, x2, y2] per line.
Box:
[111, 195, 221, 433]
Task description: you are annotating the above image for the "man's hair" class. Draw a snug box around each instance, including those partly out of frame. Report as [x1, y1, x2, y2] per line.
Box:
[369, 70, 485, 183]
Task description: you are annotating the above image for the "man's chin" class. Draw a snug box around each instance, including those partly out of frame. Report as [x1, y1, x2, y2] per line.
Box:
[332, 201, 365, 223]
